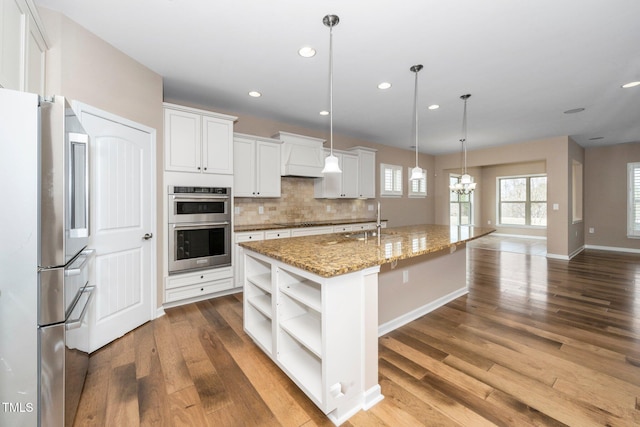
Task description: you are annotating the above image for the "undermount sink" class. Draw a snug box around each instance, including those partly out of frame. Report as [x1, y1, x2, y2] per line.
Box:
[343, 230, 395, 240]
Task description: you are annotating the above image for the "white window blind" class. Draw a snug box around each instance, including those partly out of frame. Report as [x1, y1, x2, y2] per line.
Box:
[408, 168, 427, 198]
[380, 163, 402, 197]
[627, 163, 640, 237]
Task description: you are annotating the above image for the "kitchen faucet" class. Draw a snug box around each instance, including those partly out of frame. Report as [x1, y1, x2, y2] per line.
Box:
[376, 201, 381, 236]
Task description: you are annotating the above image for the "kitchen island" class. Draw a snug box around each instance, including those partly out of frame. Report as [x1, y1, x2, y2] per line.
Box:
[239, 224, 494, 425]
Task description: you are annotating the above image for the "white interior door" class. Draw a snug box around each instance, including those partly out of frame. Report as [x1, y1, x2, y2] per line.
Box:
[75, 103, 156, 352]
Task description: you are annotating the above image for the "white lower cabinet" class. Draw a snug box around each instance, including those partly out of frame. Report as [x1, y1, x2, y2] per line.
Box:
[289, 226, 333, 237]
[165, 266, 234, 303]
[244, 251, 366, 420]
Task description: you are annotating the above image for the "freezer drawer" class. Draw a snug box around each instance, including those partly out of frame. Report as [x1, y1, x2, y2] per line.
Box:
[39, 323, 64, 427]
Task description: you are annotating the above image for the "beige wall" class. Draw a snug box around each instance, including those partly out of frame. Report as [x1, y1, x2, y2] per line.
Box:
[435, 136, 580, 257]
[38, 7, 165, 305]
[165, 97, 436, 228]
[584, 141, 640, 250]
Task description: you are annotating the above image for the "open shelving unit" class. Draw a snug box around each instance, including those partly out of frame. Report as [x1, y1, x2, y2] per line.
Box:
[243, 256, 273, 354]
[242, 250, 378, 424]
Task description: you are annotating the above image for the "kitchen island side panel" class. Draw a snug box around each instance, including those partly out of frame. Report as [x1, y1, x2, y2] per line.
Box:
[377, 244, 467, 332]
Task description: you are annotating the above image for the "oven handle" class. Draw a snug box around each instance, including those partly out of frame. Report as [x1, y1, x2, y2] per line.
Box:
[171, 194, 230, 201]
[172, 221, 230, 229]
[66, 286, 95, 330]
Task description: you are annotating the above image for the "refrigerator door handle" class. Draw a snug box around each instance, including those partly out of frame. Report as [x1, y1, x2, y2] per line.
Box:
[66, 286, 94, 330]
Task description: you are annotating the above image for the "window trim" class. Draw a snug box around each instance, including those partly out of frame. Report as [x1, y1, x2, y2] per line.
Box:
[627, 162, 640, 238]
[408, 168, 426, 198]
[380, 163, 403, 197]
[496, 173, 547, 228]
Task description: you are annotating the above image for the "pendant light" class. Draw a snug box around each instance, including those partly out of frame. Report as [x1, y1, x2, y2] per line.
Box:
[409, 64, 424, 181]
[449, 94, 476, 194]
[321, 14, 341, 174]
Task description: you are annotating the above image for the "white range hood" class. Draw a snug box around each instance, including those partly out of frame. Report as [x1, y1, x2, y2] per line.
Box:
[273, 131, 325, 178]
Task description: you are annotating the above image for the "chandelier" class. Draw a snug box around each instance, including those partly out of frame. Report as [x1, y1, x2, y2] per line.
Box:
[449, 94, 476, 195]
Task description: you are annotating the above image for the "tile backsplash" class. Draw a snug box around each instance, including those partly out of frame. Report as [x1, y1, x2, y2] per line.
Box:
[234, 177, 376, 226]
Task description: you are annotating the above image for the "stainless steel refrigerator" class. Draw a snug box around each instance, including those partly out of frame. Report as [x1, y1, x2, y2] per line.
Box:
[0, 88, 94, 426]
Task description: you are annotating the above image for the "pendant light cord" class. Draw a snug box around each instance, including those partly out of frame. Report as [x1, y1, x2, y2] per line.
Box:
[329, 23, 334, 156]
[461, 95, 468, 175]
[414, 68, 419, 167]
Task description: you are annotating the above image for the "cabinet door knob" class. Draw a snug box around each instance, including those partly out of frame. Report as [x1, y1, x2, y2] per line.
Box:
[143, 233, 153, 240]
[197, 166, 201, 170]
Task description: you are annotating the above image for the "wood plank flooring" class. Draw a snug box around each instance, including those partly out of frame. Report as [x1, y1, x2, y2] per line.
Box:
[73, 248, 640, 426]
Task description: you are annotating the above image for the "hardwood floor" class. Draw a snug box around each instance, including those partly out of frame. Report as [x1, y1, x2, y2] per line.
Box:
[73, 248, 640, 426]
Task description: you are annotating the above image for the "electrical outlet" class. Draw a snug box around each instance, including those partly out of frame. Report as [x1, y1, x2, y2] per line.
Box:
[589, 227, 595, 234]
[368, 204, 374, 211]
[326, 205, 331, 212]
[234, 206, 240, 215]
[402, 270, 409, 283]
[487, 220, 491, 225]
[258, 206, 264, 214]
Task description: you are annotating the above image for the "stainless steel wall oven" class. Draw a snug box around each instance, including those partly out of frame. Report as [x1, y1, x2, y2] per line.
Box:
[168, 186, 231, 274]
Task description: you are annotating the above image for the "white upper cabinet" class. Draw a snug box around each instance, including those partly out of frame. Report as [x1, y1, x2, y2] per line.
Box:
[314, 150, 359, 199]
[0, 0, 47, 95]
[164, 103, 236, 174]
[348, 146, 377, 199]
[233, 133, 282, 198]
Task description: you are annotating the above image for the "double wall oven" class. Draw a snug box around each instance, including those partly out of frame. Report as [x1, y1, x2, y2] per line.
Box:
[168, 186, 232, 274]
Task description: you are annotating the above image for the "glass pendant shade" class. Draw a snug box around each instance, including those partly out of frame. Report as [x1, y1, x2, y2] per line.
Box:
[322, 154, 341, 174]
[410, 166, 423, 181]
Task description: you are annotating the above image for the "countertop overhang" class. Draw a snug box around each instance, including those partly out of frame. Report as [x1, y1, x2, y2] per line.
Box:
[234, 218, 386, 233]
[239, 224, 495, 277]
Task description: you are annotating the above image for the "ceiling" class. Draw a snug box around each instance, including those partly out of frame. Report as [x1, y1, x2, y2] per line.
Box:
[35, 0, 640, 155]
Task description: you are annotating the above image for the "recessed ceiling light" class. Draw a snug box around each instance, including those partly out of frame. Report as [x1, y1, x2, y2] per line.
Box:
[319, 110, 329, 116]
[428, 104, 440, 110]
[248, 91, 261, 98]
[563, 108, 585, 114]
[298, 47, 316, 58]
[589, 136, 604, 140]
[622, 81, 640, 88]
[377, 82, 392, 90]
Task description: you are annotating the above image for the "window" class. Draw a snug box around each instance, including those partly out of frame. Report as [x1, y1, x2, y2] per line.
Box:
[408, 168, 426, 198]
[572, 161, 583, 223]
[627, 163, 640, 237]
[450, 174, 473, 225]
[380, 163, 402, 197]
[498, 175, 547, 226]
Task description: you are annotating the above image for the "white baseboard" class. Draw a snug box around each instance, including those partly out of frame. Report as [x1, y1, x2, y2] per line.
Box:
[585, 244, 640, 254]
[546, 253, 569, 260]
[492, 233, 547, 240]
[162, 287, 242, 310]
[362, 385, 384, 410]
[155, 306, 166, 319]
[377, 287, 468, 336]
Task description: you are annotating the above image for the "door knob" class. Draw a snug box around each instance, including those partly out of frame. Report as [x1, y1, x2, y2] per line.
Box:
[143, 233, 153, 240]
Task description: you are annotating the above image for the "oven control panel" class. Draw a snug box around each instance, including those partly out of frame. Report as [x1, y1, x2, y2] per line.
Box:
[170, 186, 229, 195]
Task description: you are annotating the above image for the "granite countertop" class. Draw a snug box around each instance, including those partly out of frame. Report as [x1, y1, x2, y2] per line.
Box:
[239, 224, 495, 277]
[234, 218, 386, 233]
